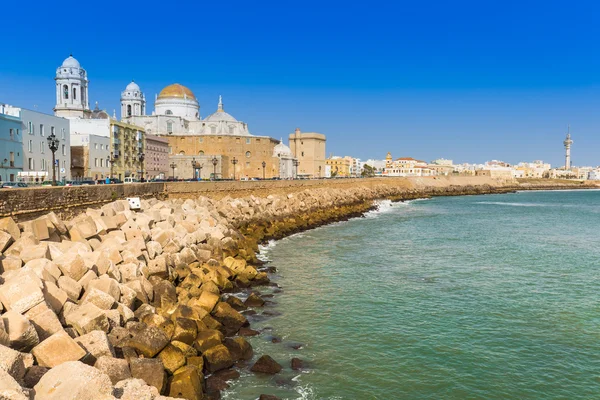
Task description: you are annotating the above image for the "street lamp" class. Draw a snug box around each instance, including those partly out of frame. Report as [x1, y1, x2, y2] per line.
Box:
[46, 132, 59, 186]
[231, 157, 238, 180]
[211, 157, 218, 181]
[170, 162, 176, 179]
[262, 161, 266, 180]
[293, 159, 300, 179]
[138, 152, 145, 182]
[191, 157, 196, 179]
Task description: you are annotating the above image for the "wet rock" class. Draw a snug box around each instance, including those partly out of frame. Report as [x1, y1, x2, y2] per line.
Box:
[168, 365, 204, 400]
[250, 355, 282, 375]
[203, 344, 234, 373]
[211, 302, 247, 336]
[194, 329, 224, 353]
[129, 357, 166, 393]
[259, 395, 281, 400]
[244, 293, 265, 307]
[224, 296, 246, 311]
[291, 357, 304, 370]
[206, 375, 229, 391]
[157, 343, 186, 374]
[127, 325, 170, 357]
[238, 327, 259, 336]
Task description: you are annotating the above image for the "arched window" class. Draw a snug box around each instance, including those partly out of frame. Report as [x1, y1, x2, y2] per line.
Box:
[199, 151, 205, 155]
[210, 126, 216, 134]
[63, 85, 69, 99]
[165, 110, 173, 115]
[166, 121, 173, 133]
[245, 151, 251, 158]
[73, 87, 77, 100]
[127, 105, 132, 117]
[228, 126, 234, 134]
[179, 151, 185, 155]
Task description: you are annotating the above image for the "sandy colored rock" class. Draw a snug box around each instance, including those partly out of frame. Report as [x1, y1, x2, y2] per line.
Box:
[127, 325, 170, 357]
[34, 361, 113, 400]
[25, 258, 61, 284]
[1, 310, 39, 352]
[211, 301, 248, 335]
[196, 290, 220, 313]
[0, 217, 20, 241]
[65, 302, 110, 335]
[0, 254, 22, 272]
[20, 243, 50, 264]
[114, 378, 161, 399]
[168, 365, 204, 400]
[88, 276, 121, 301]
[94, 355, 132, 384]
[0, 230, 14, 253]
[42, 281, 68, 313]
[129, 357, 167, 393]
[203, 344, 233, 373]
[68, 216, 98, 242]
[0, 344, 26, 382]
[54, 253, 89, 281]
[157, 343, 186, 374]
[0, 273, 44, 314]
[0, 368, 28, 400]
[81, 287, 116, 310]
[31, 330, 86, 368]
[172, 318, 197, 346]
[57, 275, 82, 302]
[193, 329, 224, 354]
[75, 330, 115, 362]
[24, 302, 63, 341]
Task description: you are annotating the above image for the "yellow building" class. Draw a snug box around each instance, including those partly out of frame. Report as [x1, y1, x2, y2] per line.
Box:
[325, 156, 351, 177]
[109, 119, 145, 180]
[289, 128, 326, 178]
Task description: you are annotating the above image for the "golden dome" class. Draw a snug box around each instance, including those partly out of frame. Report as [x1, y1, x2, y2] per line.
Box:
[157, 83, 196, 100]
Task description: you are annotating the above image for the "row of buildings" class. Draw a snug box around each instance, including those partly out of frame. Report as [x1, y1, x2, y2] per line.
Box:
[0, 55, 330, 183]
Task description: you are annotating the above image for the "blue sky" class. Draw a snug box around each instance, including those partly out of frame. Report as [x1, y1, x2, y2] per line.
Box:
[1, 0, 599, 166]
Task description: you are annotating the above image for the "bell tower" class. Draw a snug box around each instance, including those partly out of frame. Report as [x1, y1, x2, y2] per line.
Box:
[54, 55, 89, 119]
[563, 126, 573, 170]
[120, 80, 146, 120]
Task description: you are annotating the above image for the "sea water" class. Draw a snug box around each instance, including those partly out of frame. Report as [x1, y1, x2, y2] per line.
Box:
[223, 190, 600, 399]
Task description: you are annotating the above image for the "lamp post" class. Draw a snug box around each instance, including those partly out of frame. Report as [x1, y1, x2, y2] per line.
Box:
[191, 157, 197, 180]
[197, 163, 203, 180]
[170, 162, 176, 179]
[231, 157, 238, 180]
[212, 157, 218, 180]
[138, 152, 145, 182]
[262, 161, 266, 180]
[293, 159, 300, 179]
[46, 132, 59, 186]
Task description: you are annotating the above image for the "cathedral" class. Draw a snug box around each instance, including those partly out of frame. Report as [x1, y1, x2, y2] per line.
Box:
[53, 54, 299, 180]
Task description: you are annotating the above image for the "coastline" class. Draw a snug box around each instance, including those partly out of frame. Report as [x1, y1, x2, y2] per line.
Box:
[0, 178, 596, 400]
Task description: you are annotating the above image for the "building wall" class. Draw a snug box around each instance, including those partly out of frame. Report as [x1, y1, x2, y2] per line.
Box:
[0, 105, 24, 182]
[109, 119, 145, 179]
[168, 155, 226, 180]
[288, 129, 326, 178]
[20, 109, 71, 182]
[145, 134, 169, 179]
[326, 157, 351, 177]
[167, 134, 280, 179]
[70, 133, 110, 180]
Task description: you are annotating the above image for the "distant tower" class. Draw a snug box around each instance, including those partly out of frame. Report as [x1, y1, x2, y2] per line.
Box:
[121, 80, 145, 120]
[563, 126, 573, 169]
[385, 152, 393, 168]
[54, 55, 89, 118]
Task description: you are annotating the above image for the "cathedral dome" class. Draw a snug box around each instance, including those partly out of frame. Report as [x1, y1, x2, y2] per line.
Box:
[204, 95, 237, 122]
[126, 81, 140, 91]
[158, 84, 196, 100]
[273, 140, 293, 157]
[61, 55, 80, 68]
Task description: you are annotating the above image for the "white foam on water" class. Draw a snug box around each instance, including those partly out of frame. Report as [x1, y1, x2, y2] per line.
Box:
[475, 201, 552, 207]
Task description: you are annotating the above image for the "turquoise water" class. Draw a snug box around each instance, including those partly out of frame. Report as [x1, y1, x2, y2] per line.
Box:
[223, 190, 600, 399]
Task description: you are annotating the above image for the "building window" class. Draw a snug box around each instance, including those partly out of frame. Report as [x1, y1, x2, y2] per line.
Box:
[100, 159, 103, 167]
[211, 126, 217, 134]
[63, 85, 69, 99]
[73, 87, 77, 100]
[9, 152, 14, 167]
[127, 105, 132, 116]
[40, 124, 44, 136]
[199, 137, 203, 143]
[229, 126, 235, 134]
[246, 138, 251, 144]
[28, 140, 33, 152]
[40, 141, 44, 154]
[301, 151, 304, 157]
[28, 122, 33, 135]
[62, 145, 66, 156]
[199, 150, 204, 155]
[245, 151, 251, 158]
[42, 159, 46, 171]
[245, 162, 250, 168]
[167, 121, 173, 133]
[165, 110, 173, 115]
[95, 158, 98, 167]
[9, 129, 13, 140]
[28, 158, 34, 170]
[94, 143, 98, 149]
[179, 151, 185, 155]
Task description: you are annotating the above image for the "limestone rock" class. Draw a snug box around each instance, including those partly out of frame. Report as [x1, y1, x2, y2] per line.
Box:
[75, 330, 115, 362]
[42, 281, 68, 313]
[65, 302, 110, 335]
[244, 292, 265, 307]
[0, 368, 28, 400]
[81, 287, 116, 310]
[0, 273, 44, 314]
[24, 301, 63, 341]
[193, 329, 224, 354]
[0, 344, 26, 382]
[168, 365, 204, 400]
[211, 302, 248, 336]
[31, 331, 86, 368]
[196, 290, 220, 313]
[113, 378, 161, 400]
[157, 343, 186, 374]
[94, 355, 132, 384]
[129, 357, 166, 393]
[23, 365, 48, 388]
[223, 337, 253, 361]
[54, 253, 89, 281]
[203, 344, 234, 373]
[0, 217, 20, 241]
[2, 310, 39, 352]
[251, 355, 282, 374]
[126, 325, 170, 357]
[34, 361, 113, 400]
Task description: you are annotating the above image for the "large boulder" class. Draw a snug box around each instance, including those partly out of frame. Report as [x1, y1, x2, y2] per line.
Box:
[2, 310, 39, 352]
[203, 344, 234, 373]
[34, 361, 113, 400]
[94, 356, 132, 384]
[126, 325, 170, 357]
[31, 330, 86, 368]
[0, 273, 44, 314]
[250, 355, 282, 375]
[129, 357, 167, 393]
[211, 302, 248, 336]
[168, 365, 204, 400]
[0, 368, 28, 400]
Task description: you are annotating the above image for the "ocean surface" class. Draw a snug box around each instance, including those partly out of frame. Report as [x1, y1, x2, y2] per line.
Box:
[223, 190, 600, 399]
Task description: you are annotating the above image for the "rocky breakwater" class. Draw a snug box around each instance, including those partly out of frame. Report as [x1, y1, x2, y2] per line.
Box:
[0, 197, 270, 400]
[0, 181, 513, 400]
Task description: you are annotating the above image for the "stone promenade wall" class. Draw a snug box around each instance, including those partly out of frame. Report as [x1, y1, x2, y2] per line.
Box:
[0, 176, 592, 222]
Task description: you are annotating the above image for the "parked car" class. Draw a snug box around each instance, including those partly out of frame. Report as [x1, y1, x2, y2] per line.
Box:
[41, 181, 64, 186]
[109, 178, 123, 184]
[2, 182, 28, 188]
[124, 177, 140, 184]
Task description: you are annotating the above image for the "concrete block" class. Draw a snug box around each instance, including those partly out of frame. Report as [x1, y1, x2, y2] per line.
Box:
[42, 281, 68, 313]
[57, 275, 82, 302]
[31, 331, 86, 368]
[0, 217, 20, 241]
[2, 310, 39, 351]
[65, 303, 110, 335]
[75, 330, 115, 362]
[33, 361, 113, 399]
[0, 273, 44, 313]
[94, 355, 131, 385]
[24, 302, 63, 341]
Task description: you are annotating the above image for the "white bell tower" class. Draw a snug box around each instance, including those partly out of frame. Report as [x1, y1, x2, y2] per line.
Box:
[120, 80, 146, 120]
[54, 55, 89, 119]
